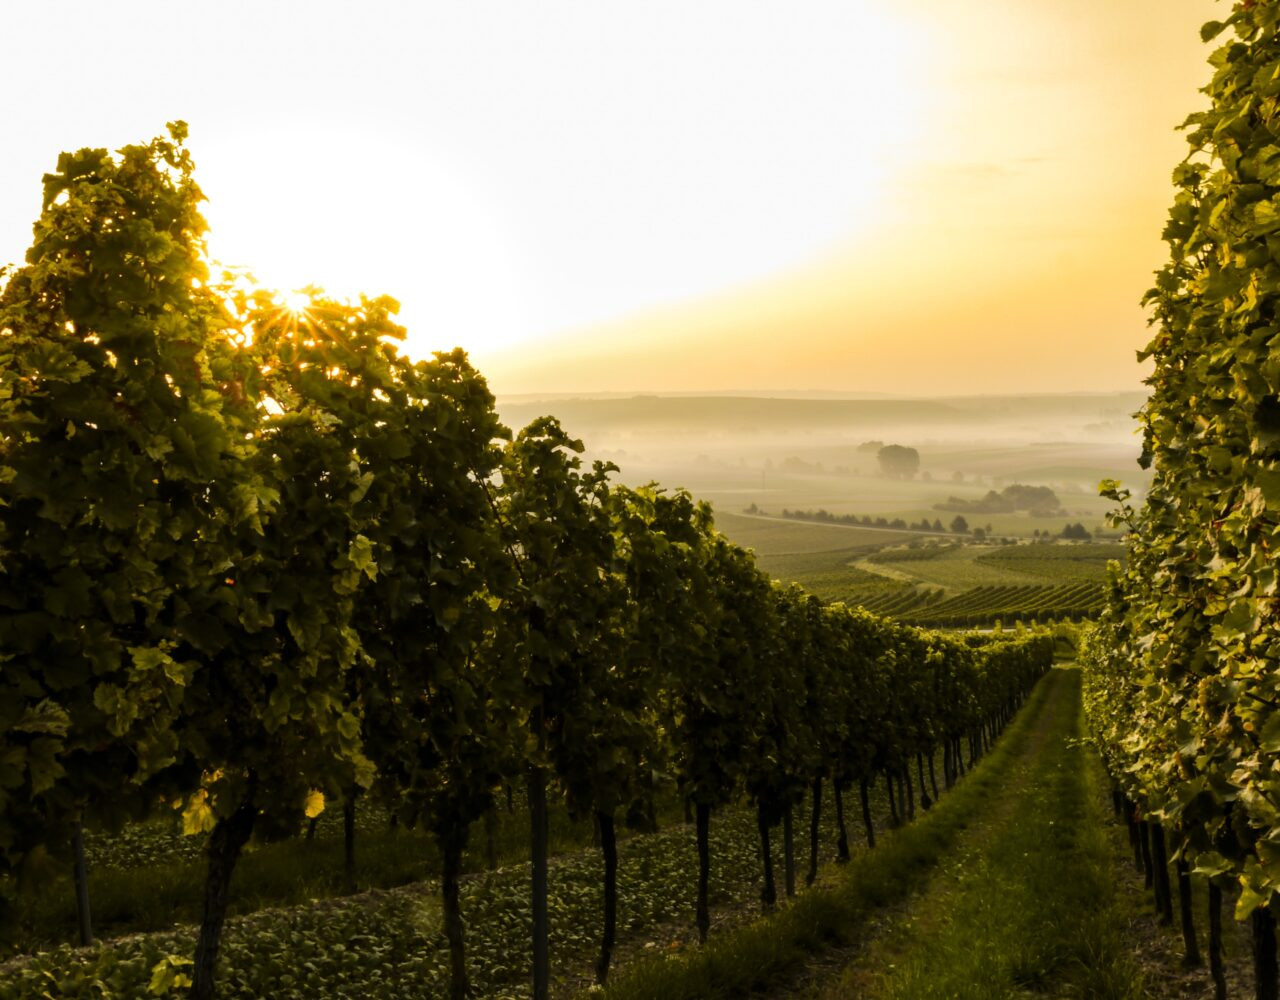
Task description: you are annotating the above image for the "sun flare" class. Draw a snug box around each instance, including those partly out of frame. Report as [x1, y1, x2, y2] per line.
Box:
[280, 290, 311, 315]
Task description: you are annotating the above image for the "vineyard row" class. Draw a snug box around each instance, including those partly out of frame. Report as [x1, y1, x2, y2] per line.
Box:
[0, 127, 1056, 1000]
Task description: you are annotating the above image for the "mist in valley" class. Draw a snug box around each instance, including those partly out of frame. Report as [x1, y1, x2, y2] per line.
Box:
[495, 392, 1152, 542]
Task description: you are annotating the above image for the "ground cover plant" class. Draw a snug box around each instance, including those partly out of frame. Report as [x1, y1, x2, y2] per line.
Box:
[0, 806, 769, 999]
[1, 742, 1014, 999]
[10, 794, 689, 954]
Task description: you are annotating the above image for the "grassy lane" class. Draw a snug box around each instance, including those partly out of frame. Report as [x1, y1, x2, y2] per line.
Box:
[598, 668, 1145, 1000]
[597, 668, 1061, 1000]
[810, 667, 1144, 1000]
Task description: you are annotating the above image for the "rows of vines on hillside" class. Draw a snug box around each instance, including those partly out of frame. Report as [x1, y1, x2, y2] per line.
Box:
[0, 126, 1053, 1000]
[1082, 6, 1280, 1000]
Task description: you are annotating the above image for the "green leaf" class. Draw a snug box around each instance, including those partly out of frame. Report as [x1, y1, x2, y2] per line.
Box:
[1237, 881, 1268, 920]
[148, 955, 194, 995]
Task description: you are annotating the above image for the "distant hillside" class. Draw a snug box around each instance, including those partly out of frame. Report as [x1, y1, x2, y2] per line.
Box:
[495, 392, 1148, 442]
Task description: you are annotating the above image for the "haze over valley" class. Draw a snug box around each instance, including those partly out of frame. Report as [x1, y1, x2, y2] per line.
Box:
[496, 390, 1150, 546]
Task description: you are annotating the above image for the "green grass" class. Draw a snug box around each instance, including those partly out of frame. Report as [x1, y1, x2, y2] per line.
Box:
[750, 547, 901, 604]
[750, 548, 887, 585]
[861, 546, 1038, 591]
[713, 511, 917, 557]
[821, 668, 1145, 999]
[598, 669, 1061, 1000]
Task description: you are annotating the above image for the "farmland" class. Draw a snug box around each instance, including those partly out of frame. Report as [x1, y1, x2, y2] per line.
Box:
[711, 511, 922, 556]
[717, 511, 1122, 627]
[498, 392, 1150, 546]
[493, 393, 1141, 629]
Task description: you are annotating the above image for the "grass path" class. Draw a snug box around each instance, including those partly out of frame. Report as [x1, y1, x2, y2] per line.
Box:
[599, 667, 1146, 1000]
[803, 666, 1144, 1000]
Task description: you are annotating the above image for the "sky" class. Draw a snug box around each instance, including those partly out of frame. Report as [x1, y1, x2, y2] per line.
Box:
[1, 1, 1219, 395]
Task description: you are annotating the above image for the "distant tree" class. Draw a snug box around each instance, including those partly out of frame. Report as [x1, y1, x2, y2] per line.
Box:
[972, 527, 986, 541]
[921, 471, 932, 482]
[1060, 522, 1092, 540]
[951, 470, 965, 483]
[1001, 484, 1061, 512]
[856, 440, 885, 453]
[932, 518, 944, 532]
[877, 445, 920, 480]
[950, 515, 970, 534]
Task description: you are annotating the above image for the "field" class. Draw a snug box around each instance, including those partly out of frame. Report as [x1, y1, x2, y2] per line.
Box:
[496, 391, 1150, 552]
[539, 393, 1143, 628]
[500, 392, 1151, 546]
[723, 520, 1123, 627]
[711, 512, 921, 556]
[866, 541, 1124, 591]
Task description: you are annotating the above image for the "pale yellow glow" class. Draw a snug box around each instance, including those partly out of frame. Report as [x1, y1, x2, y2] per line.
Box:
[280, 289, 311, 316]
[0, 0, 1221, 395]
[483, 0, 1217, 395]
[191, 1, 922, 366]
[198, 129, 532, 363]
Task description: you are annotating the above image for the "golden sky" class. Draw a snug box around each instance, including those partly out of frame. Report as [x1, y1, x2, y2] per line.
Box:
[2, 1, 1217, 394]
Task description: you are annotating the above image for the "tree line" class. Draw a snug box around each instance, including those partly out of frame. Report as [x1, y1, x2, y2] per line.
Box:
[0, 126, 1052, 1000]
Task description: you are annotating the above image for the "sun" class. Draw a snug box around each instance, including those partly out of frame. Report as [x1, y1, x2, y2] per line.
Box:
[198, 130, 534, 365]
[280, 289, 311, 316]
